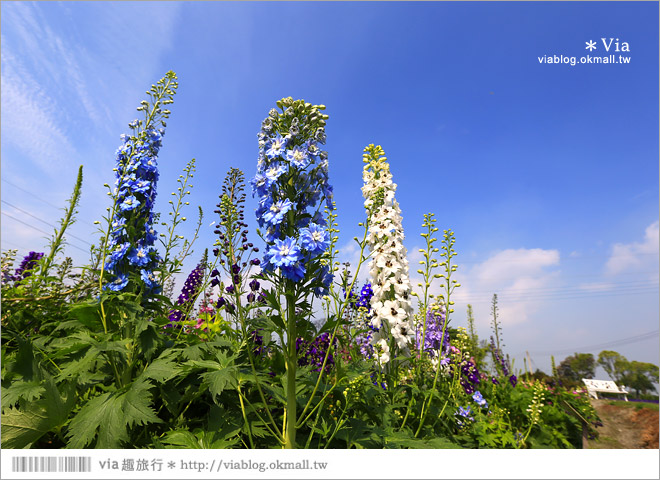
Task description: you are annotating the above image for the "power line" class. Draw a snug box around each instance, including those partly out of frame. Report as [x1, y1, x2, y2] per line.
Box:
[526, 330, 660, 356]
[1, 211, 89, 254]
[1, 178, 95, 227]
[1, 200, 93, 246]
[2, 211, 52, 236]
[452, 279, 658, 298]
[453, 286, 658, 304]
[455, 251, 659, 266]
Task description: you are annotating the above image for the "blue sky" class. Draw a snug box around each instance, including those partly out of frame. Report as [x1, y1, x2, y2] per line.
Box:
[2, 1, 658, 378]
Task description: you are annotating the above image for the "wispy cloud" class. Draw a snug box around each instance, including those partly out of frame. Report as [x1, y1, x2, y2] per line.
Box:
[1, 45, 77, 173]
[605, 221, 659, 276]
[1, 2, 182, 262]
[449, 248, 561, 328]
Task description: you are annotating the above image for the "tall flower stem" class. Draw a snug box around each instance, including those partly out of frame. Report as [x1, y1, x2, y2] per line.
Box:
[37, 165, 83, 289]
[296, 216, 370, 426]
[284, 280, 297, 448]
[414, 230, 460, 437]
[97, 71, 178, 333]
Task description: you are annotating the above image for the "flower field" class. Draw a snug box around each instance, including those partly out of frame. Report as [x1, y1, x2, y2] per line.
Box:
[1, 71, 602, 450]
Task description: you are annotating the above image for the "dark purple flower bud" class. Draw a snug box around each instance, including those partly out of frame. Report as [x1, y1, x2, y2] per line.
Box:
[211, 269, 220, 277]
[509, 375, 517, 387]
[216, 297, 226, 308]
[232, 274, 240, 284]
[210, 278, 220, 288]
[231, 264, 240, 274]
[226, 284, 235, 294]
[249, 279, 260, 291]
[253, 247, 259, 253]
[213, 248, 220, 256]
[247, 292, 255, 303]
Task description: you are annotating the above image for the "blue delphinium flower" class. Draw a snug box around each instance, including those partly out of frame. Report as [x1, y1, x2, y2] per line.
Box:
[104, 125, 165, 295]
[472, 391, 488, 408]
[128, 246, 151, 267]
[509, 374, 518, 387]
[268, 237, 302, 268]
[356, 283, 373, 310]
[107, 273, 129, 292]
[286, 145, 310, 168]
[251, 98, 333, 295]
[299, 223, 330, 258]
[489, 336, 511, 377]
[265, 133, 287, 159]
[101, 72, 177, 297]
[460, 360, 481, 395]
[263, 199, 293, 226]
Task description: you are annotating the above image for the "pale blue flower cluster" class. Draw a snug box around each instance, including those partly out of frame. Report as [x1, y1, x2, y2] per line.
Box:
[251, 102, 333, 292]
[104, 126, 164, 294]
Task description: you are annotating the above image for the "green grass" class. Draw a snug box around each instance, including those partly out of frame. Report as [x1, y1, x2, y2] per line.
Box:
[606, 400, 659, 412]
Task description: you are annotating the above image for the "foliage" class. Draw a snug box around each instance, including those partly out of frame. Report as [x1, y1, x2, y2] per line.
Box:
[597, 350, 628, 383]
[620, 361, 659, 396]
[557, 353, 596, 383]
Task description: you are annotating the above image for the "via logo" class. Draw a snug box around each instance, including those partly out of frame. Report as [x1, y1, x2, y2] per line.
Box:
[601, 38, 630, 52]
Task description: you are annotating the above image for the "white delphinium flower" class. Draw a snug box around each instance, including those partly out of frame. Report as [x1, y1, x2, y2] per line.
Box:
[361, 144, 414, 364]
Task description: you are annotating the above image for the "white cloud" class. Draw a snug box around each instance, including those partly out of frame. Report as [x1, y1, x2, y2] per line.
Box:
[1, 47, 77, 173]
[450, 248, 561, 328]
[605, 221, 659, 276]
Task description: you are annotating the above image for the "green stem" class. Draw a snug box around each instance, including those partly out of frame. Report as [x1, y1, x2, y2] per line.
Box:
[237, 384, 255, 449]
[284, 280, 297, 449]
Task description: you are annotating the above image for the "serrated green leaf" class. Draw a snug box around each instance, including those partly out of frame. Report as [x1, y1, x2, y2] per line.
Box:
[1, 380, 45, 409]
[160, 430, 201, 449]
[66, 377, 160, 448]
[123, 378, 162, 427]
[56, 350, 96, 380]
[201, 369, 236, 401]
[1, 376, 75, 449]
[66, 392, 117, 448]
[141, 355, 179, 382]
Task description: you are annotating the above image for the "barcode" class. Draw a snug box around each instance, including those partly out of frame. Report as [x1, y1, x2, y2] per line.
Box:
[11, 456, 92, 473]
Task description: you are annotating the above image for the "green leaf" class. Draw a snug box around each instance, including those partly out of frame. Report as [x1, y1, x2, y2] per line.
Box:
[67, 302, 102, 330]
[160, 430, 200, 449]
[56, 350, 96, 380]
[142, 355, 180, 383]
[66, 378, 161, 448]
[200, 369, 236, 402]
[1, 376, 75, 448]
[1, 380, 45, 409]
[2, 405, 52, 448]
[123, 378, 162, 427]
[66, 392, 120, 448]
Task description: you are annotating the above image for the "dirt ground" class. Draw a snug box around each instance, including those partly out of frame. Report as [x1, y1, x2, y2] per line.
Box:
[587, 399, 659, 449]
